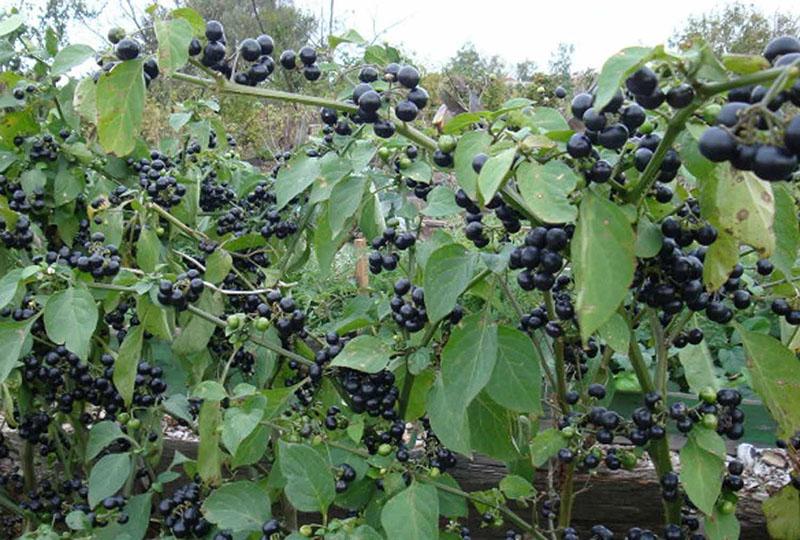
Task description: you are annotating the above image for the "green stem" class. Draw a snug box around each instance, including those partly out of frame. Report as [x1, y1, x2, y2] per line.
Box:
[628, 330, 682, 525]
[148, 203, 207, 241]
[416, 476, 542, 538]
[557, 464, 575, 529]
[649, 310, 669, 392]
[186, 304, 314, 366]
[698, 65, 799, 98]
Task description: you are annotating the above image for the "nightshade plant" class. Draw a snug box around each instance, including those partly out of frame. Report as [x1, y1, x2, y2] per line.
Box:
[0, 7, 799, 540]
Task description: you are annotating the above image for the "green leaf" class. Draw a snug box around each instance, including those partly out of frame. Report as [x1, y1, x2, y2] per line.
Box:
[94, 493, 151, 540]
[740, 328, 800, 439]
[715, 167, 775, 257]
[44, 286, 97, 360]
[421, 186, 461, 218]
[454, 130, 491, 200]
[204, 249, 232, 284]
[113, 325, 144, 407]
[598, 312, 630, 353]
[328, 175, 367, 236]
[330, 335, 392, 373]
[635, 216, 662, 258]
[771, 184, 799, 277]
[173, 290, 224, 355]
[201, 481, 271, 532]
[221, 395, 265, 456]
[678, 318, 719, 394]
[278, 440, 336, 513]
[426, 375, 471, 455]
[594, 47, 652, 112]
[155, 18, 193, 75]
[477, 147, 516, 203]
[439, 312, 497, 409]
[73, 76, 97, 122]
[52, 44, 95, 75]
[97, 59, 145, 156]
[137, 294, 171, 340]
[679, 427, 725, 515]
[380, 482, 439, 540]
[468, 393, 520, 460]
[198, 400, 222, 484]
[423, 243, 477, 323]
[135, 227, 161, 272]
[171, 7, 205, 35]
[0, 268, 22, 311]
[0, 14, 24, 37]
[88, 453, 131, 508]
[408, 347, 431, 375]
[275, 154, 321, 210]
[703, 229, 738, 291]
[705, 507, 741, 540]
[763, 484, 800, 540]
[572, 192, 636, 341]
[530, 428, 568, 467]
[86, 421, 126, 461]
[0, 319, 34, 385]
[54, 162, 85, 205]
[516, 160, 578, 224]
[191, 380, 227, 401]
[486, 326, 541, 413]
[434, 474, 467, 518]
[232, 424, 270, 468]
[499, 475, 534, 499]
[721, 53, 770, 75]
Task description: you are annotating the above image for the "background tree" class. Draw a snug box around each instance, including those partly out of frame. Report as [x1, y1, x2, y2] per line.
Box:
[548, 42, 575, 92]
[670, 1, 800, 55]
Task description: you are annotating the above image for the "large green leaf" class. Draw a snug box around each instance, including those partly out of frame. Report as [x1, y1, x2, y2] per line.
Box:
[763, 484, 800, 540]
[678, 317, 719, 394]
[380, 482, 439, 540]
[328, 175, 367, 236]
[52, 44, 95, 75]
[439, 312, 497, 409]
[113, 324, 143, 407]
[44, 286, 98, 360]
[715, 167, 775, 257]
[221, 395, 265, 456]
[330, 335, 391, 373]
[198, 401, 222, 484]
[421, 186, 461, 218]
[0, 14, 24, 37]
[485, 326, 541, 413]
[435, 474, 467, 518]
[278, 440, 336, 513]
[705, 507, 741, 540]
[173, 290, 224, 355]
[529, 428, 568, 467]
[201, 481, 271, 532]
[516, 160, 578, 224]
[426, 375, 471, 455]
[594, 47, 652, 112]
[740, 328, 800, 438]
[0, 318, 34, 385]
[86, 421, 127, 461]
[135, 227, 161, 272]
[478, 147, 516, 202]
[0, 268, 23, 310]
[88, 453, 131, 508]
[679, 427, 725, 515]
[275, 154, 321, 210]
[423, 243, 477, 323]
[97, 59, 145, 156]
[703, 229, 738, 291]
[772, 184, 799, 277]
[454, 130, 491, 200]
[572, 192, 636, 341]
[155, 18, 193, 75]
[467, 393, 520, 461]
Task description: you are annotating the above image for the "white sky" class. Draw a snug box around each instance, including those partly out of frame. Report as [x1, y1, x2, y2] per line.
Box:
[294, 0, 796, 70]
[19, 0, 799, 72]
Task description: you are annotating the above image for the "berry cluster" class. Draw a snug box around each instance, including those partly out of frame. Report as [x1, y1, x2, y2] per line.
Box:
[157, 269, 205, 311]
[457, 188, 522, 248]
[698, 36, 800, 181]
[389, 278, 428, 332]
[368, 227, 415, 274]
[157, 481, 211, 538]
[0, 215, 34, 250]
[0, 174, 45, 213]
[340, 369, 399, 419]
[669, 388, 745, 440]
[334, 463, 357, 493]
[66, 232, 122, 278]
[28, 134, 60, 162]
[0, 293, 40, 321]
[199, 169, 236, 211]
[510, 225, 570, 292]
[130, 153, 186, 208]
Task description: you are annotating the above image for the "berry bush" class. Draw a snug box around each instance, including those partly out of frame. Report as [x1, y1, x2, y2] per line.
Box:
[0, 7, 799, 540]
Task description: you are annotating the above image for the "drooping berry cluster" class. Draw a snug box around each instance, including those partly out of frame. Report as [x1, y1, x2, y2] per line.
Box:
[157, 480, 211, 538]
[510, 225, 570, 292]
[0, 215, 34, 249]
[389, 278, 427, 333]
[157, 269, 205, 311]
[368, 228, 415, 275]
[130, 152, 186, 208]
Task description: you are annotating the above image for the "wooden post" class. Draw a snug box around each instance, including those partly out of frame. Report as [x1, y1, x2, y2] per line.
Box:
[354, 236, 369, 291]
